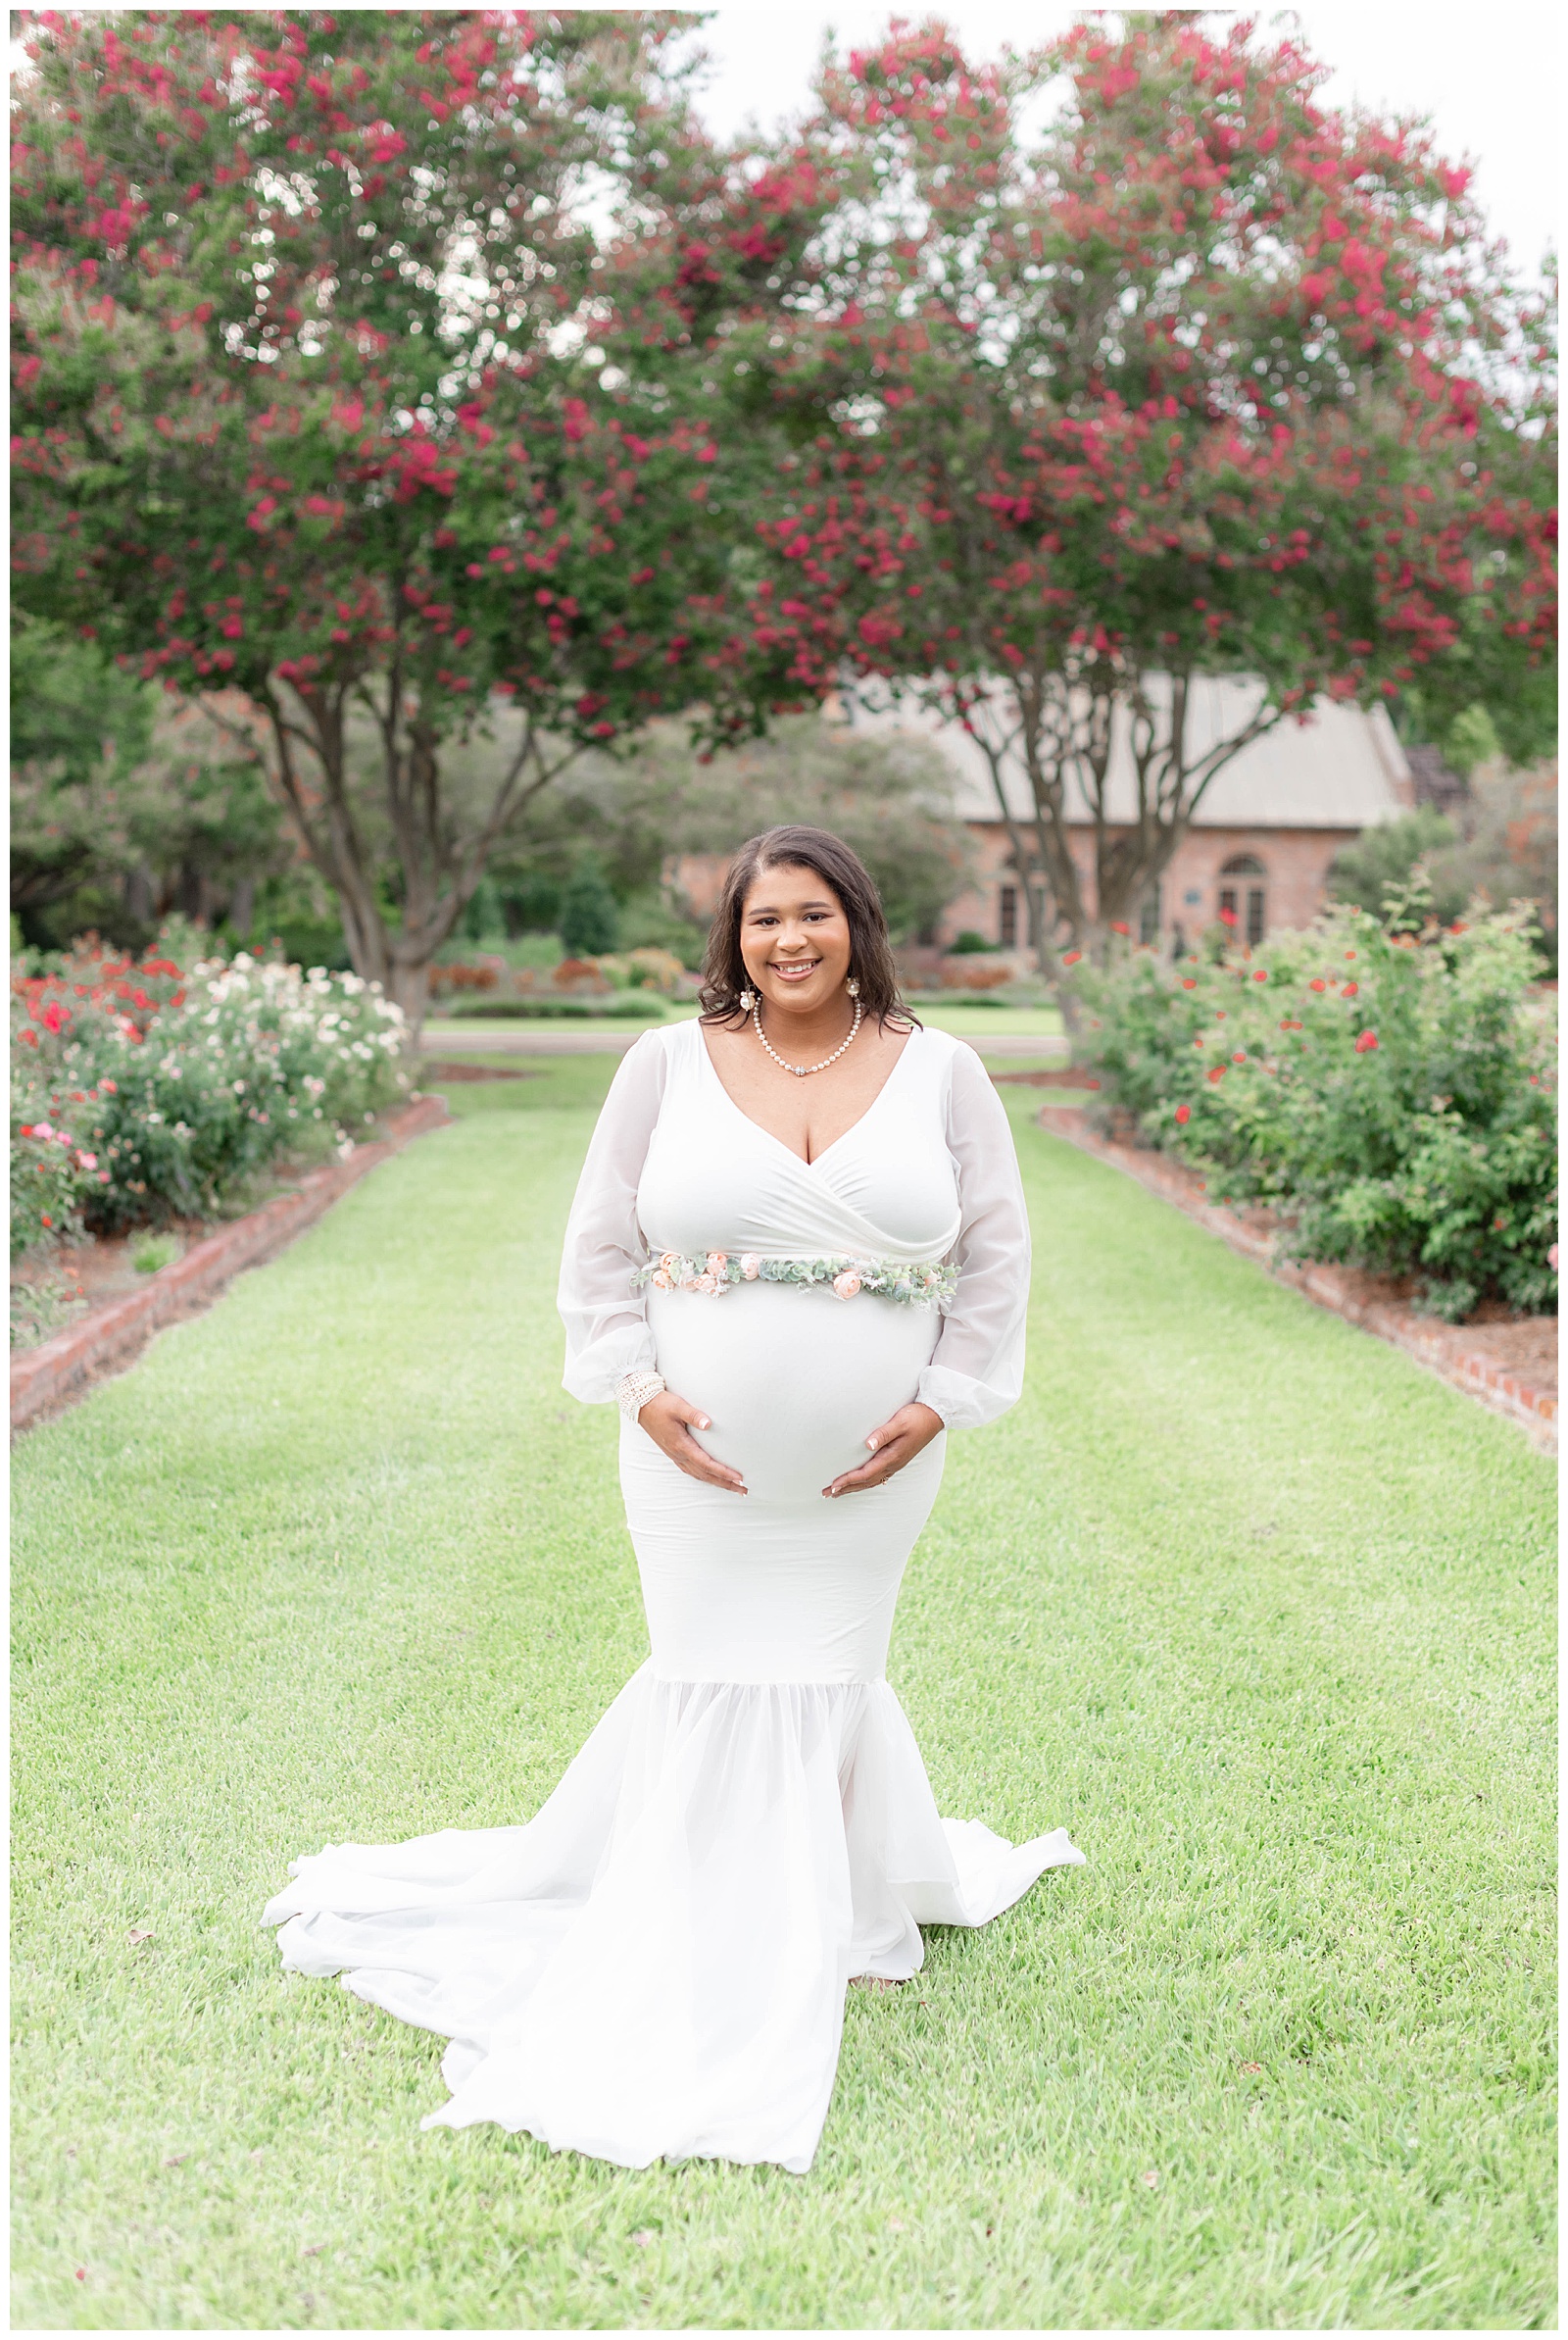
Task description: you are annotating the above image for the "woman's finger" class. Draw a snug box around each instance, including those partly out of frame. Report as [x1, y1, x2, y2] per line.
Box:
[672, 1423, 747, 1492]
[823, 1436, 910, 1497]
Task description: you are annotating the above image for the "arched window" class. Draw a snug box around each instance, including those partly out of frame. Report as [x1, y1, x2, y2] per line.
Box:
[1219, 854, 1267, 946]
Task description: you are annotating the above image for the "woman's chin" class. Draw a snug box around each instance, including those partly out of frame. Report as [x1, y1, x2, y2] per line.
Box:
[761, 981, 834, 1012]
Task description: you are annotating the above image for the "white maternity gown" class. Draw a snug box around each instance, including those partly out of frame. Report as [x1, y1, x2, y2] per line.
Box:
[264, 1020, 1083, 2172]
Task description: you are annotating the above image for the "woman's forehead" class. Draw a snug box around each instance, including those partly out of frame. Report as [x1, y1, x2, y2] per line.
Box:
[743, 863, 844, 915]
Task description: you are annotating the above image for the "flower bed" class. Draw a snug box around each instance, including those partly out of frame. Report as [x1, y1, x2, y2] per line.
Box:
[1068, 901, 1557, 1321]
[12, 941, 408, 1259]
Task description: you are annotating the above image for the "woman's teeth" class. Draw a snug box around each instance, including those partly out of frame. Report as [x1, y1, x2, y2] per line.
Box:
[771, 962, 819, 980]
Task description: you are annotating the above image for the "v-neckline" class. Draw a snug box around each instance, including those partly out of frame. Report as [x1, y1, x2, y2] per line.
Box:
[695, 1021, 920, 1170]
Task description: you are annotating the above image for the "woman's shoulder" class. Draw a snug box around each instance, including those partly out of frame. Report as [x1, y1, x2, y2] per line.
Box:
[617, 1017, 707, 1092]
[627, 1017, 699, 1063]
[900, 1021, 968, 1075]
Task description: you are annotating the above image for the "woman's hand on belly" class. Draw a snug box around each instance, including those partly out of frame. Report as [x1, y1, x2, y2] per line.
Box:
[636, 1387, 748, 1495]
[823, 1401, 944, 1498]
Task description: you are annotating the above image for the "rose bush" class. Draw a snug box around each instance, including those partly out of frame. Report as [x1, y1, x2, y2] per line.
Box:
[12, 942, 407, 1257]
[1071, 898, 1557, 1319]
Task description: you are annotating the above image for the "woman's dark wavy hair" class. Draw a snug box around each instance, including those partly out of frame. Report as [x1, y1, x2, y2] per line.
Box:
[699, 824, 917, 1028]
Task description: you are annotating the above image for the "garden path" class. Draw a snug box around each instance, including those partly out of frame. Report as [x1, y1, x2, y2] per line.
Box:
[10, 1056, 1554, 2330]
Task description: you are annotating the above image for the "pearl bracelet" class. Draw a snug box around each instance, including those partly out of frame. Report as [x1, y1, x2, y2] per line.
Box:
[615, 1369, 666, 1424]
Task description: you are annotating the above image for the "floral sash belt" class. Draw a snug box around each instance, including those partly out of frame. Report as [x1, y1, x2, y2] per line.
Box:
[632, 1247, 957, 1309]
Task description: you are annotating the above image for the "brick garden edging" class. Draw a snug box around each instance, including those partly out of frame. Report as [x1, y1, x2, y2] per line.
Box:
[1037, 1104, 1558, 1455]
[11, 1093, 452, 1436]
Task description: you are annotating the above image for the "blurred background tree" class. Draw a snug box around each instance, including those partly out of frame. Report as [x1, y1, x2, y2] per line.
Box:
[1329, 754, 1557, 970]
[448, 715, 971, 968]
[558, 861, 622, 961]
[11, 622, 296, 955]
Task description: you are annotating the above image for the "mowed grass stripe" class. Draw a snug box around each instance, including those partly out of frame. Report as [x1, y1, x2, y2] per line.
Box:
[11, 1062, 1554, 2330]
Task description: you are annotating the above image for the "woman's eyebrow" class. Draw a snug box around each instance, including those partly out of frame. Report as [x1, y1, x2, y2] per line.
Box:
[745, 898, 836, 916]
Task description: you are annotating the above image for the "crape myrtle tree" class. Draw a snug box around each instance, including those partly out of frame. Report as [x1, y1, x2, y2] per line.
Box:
[11, 9, 781, 1030]
[708, 13, 1557, 968]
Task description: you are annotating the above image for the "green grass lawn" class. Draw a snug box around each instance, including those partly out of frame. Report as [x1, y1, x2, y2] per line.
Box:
[11, 1058, 1554, 2329]
[424, 1001, 1067, 1040]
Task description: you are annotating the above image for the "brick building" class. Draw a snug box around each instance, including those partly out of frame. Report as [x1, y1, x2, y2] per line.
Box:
[835, 675, 1414, 958]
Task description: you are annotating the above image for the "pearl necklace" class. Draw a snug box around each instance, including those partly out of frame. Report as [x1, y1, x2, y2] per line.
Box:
[749, 992, 863, 1078]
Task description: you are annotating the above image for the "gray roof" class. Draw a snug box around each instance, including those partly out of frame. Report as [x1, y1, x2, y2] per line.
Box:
[836, 674, 1411, 832]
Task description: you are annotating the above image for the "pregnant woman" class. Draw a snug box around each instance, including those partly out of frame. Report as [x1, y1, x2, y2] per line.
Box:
[265, 824, 1083, 2172]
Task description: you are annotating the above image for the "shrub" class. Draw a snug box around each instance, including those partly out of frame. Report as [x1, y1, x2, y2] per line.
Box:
[552, 957, 612, 993]
[1070, 898, 1557, 1319]
[597, 947, 685, 994]
[11, 942, 407, 1256]
[445, 994, 664, 1021]
[558, 861, 620, 959]
[428, 962, 502, 996]
[1327, 805, 1461, 921]
[942, 955, 1016, 991]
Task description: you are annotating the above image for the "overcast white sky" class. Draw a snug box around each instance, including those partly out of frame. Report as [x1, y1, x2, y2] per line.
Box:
[674, 6, 1557, 280]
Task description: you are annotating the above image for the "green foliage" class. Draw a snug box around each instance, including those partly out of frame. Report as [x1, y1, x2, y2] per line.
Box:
[458, 876, 505, 945]
[950, 930, 993, 954]
[10, 616, 156, 793]
[444, 995, 665, 1021]
[494, 872, 565, 938]
[550, 715, 970, 946]
[130, 1231, 180, 1275]
[1073, 900, 1557, 1318]
[1425, 764, 1559, 973]
[12, 654, 293, 957]
[558, 861, 620, 960]
[1443, 704, 1503, 777]
[614, 886, 709, 970]
[1327, 806, 1460, 921]
[10, 617, 159, 936]
[11, 941, 409, 1255]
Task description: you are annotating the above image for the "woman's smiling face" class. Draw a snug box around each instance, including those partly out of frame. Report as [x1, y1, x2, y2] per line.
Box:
[738, 862, 853, 1016]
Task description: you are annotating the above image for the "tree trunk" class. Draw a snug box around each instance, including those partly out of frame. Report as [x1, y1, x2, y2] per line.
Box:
[223, 671, 586, 1061]
[387, 956, 431, 1043]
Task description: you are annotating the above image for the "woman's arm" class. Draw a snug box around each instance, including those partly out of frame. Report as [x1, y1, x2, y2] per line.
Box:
[557, 1029, 750, 1493]
[915, 1040, 1031, 1429]
[557, 1032, 668, 1403]
[826, 1039, 1030, 1495]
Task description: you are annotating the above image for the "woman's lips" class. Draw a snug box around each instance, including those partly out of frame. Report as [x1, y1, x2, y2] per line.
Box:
[769, 960, 820, 982]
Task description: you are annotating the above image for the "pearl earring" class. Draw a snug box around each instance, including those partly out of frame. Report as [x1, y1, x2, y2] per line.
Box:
[739, 988, 756, 1013]
[846, 976, 860, 998]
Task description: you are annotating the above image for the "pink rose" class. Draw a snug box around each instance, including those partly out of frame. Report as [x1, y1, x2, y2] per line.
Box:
[651, 1269, 671, 1290]
[706, 1250, 727, 1274]
[76, 1151, 98, 1170]
[659, 1250, 679, 1272]
[832, 1270, 862, 1299]
[694, 1271, 717, 1295]
[740, 1254, 760, 1280]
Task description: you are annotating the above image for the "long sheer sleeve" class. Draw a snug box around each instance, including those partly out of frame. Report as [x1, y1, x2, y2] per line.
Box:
[557, 1030, 669, 1403]
[915, 1042, 1030, 1430]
